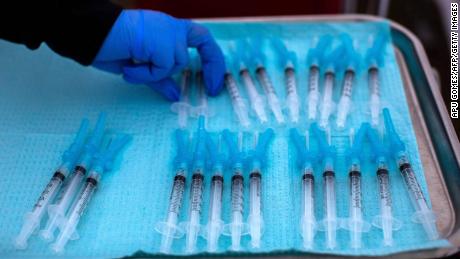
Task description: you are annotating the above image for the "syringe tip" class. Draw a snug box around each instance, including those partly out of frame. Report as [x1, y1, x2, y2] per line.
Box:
[14, 216, 40, 250]
[51, 244, 64, 254]
[159, 240, 172, 254]
[39, 229, 54, 242]
[414, 210, 439, 240]
[13, 238, 27, 250]
[382, 108, 406, 152]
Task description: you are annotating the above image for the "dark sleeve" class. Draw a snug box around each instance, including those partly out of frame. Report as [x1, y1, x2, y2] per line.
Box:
[0, 1, 122, 65]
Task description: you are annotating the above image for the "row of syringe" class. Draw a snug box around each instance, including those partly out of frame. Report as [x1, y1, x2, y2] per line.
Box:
[159, 109, 439, 254]
[156, 116, 275, 253]
[222, 34, 387, 129]
[291, 110, 438, 250]
[14, 113, 131, 254]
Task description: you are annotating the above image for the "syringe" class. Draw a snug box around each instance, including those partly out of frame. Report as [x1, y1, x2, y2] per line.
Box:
[14, 119, 89, 250]
[224, 72, 250, 128]
[383, 108, 439, 240]
[306, 36, 332, 121]
[312, 124, 338, 249]
[272, 38, 299, 123]
[191, 50, 212, 123]
[51, 134, 131, 254]
[155, 129, 190, 254]
[203, 134, 226, 252]
[289, 128, 321, 249]
[368, 68, 380, 126]
[250, 39, 285, 124]
[40, 113, 106, 242]
[319, 45, 344, 129]
[222, 130, 248, 251]
[171, 69, 192, 128]
[246, 129, 274, 248]
[336, 35, 360, 129]
[344, 125, 370, 249]
[183, 116, 207, 253]
[335, 70, 354, 129]
[367, 124, 402, 246]
[194, 71, 210, 120]
[234, 41, 268, 124]
[365, 34, 388, 127]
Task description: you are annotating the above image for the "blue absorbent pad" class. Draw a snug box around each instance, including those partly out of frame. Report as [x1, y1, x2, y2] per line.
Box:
[0, 21, 450, 258]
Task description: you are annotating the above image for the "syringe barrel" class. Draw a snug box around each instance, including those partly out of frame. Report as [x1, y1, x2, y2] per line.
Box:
[225, 73, 244, 107]
[368, 68, 380, 97]
[302, 167, 315, 220]
[397, 159, 430, 214]
[248, 168, 263, 248]
[285, 67, 298, 96]
[240, 69, 261, 102]
[397, 156, 439, 239]
[368, 68, 381, 126]
[230, 210, 244, 251]
[323, 170, 337, 222]
[307, 66, 320, 120]
[180, 69, 191, 103]
[256, 67, 277, 96]
[51, 217, 77, 254]
[185, 210, 201, 253]
[15, 168, 66, 249]
[336, 70, 355, 128]
[68, 176, 98, 222]
[225, 74, 250, 127]
[14, 214, 39, 249]
[54, 166, 87, 210]
[349, 170, 363, 220]
[189, 172, 204, 215]
[52, 176, 97, 253]
[341, 70, 355, 98]
[196, 71, 208, 109]
[228, 168, 247, 245]
[42, 167, 86, 241]
[377, 168, 393, 219]
[167, 174, 186, 215]
[308, 66, 320, 93]
[175, 69, 191, 128]
[33, 168, 68, 218]
[178, 107, 188, 129]
[323, 72, 334, 101]
[266, 92, 284, 122]
[20, 169, 66, 245]
[229, 170, 245, 249]
[319, 72, 335, 127]
[231, 173, 244, 214]
[209, 175, 224, 222]
[285, 67, 300, 123]
[322, 168, 338, 250]
[300, 164, 316, 249]
[240, 69, 267, 123]
[348, 170, 364, 249]
[249, 170, 262, 217]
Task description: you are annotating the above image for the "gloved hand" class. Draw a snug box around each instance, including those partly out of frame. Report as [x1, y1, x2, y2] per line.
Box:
[93, 10, 226, 101]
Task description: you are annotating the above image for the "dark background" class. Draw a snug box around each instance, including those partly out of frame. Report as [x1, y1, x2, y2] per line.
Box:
[114, 0, 459, 138]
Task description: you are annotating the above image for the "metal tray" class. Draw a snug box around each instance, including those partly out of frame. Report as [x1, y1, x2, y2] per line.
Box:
[187, 14, 460, 258]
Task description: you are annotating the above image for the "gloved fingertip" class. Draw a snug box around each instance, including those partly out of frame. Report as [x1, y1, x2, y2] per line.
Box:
[166, 89, 180, 102]
[186, 22, 212, 47]
[206, 76, 224, 96]
[123, 73, 146, 84]
[146, 78, 180, 102]
[203, 61, 226, 96]
[122, 65, 154, 84]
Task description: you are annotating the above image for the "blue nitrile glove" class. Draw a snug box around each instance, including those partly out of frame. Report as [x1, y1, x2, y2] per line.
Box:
[93, 10, 226, 101]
